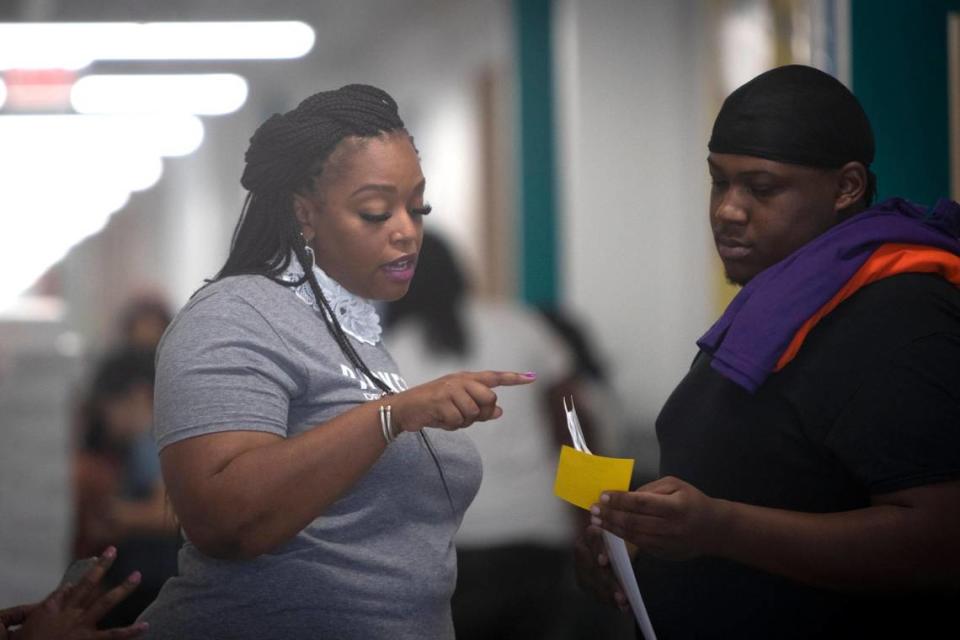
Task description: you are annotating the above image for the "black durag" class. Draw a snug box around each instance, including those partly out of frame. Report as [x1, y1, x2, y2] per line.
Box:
[708, 64, 874, 170]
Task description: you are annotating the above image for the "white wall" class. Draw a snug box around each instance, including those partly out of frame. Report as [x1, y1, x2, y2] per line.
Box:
[0, 312, 80, 604]
[555, 0, 715, 429]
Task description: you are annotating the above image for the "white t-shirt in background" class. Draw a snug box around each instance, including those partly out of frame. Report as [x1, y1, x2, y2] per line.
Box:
[386, 299, 575, 548]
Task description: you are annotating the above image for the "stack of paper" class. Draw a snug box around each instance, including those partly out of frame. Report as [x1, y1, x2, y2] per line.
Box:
[554, 398, 658, 640]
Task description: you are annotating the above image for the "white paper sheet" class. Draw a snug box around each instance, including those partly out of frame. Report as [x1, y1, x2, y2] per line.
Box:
[564, 399, 657, 640]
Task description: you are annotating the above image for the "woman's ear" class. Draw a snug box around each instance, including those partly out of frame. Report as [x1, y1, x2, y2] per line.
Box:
[834, 161, 868, 211]
[293, 193, 315, 242]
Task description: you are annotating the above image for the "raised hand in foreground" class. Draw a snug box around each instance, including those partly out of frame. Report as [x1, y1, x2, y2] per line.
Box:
[1, 546, 148, 640]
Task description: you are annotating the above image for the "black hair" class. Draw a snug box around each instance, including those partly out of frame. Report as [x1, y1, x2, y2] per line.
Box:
[536, 307, 607, 382]
[216, 84, 406, 397]
[83, 347, 156, 452]
[91, 347, 156, 400]
[384, 231, 470, 356]
[120, 296, 172, 339]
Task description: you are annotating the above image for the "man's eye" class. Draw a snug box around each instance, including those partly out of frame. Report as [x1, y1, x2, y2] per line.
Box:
[360, 212, 391, 223]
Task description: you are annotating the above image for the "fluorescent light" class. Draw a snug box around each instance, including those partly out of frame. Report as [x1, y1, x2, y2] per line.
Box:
[0, 113, 204, 157]
[125, 155, 164, 192]
[0, 113, 205, 307]
[719, 6, 774, 95]
[72, 74, 248, 115]
[0, 21, 315, 70]
[0, 185, 130, 308]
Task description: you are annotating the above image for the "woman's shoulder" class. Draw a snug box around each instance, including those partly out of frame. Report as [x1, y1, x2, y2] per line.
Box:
[176, 275, 307, 325]
[160, 276, 299, 348]
[187, 274, 289, 308]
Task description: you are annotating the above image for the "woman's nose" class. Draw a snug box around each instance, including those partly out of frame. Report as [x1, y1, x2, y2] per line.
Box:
[390, 210, 420, 248]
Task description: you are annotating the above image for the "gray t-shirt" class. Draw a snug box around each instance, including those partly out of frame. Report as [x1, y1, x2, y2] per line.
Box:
[140, 275, 482, 639]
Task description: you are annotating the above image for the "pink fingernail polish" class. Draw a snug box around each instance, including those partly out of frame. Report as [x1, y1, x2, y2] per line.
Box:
[128, 571, 142, 584]
[590, 516, 601, 526]
[600, 493, 610, 503]
[522, 371, 537, 379]
[103, 546, 116, 559]
[590, 505, 600, 515]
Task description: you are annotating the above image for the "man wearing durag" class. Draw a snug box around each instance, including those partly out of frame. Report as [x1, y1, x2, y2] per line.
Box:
[577, 65, 960, 638]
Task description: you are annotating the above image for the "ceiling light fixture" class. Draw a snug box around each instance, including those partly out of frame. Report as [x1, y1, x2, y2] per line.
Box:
[71, 73, 249, 115]
[0, 21, 315, 70]
[0, 113, 206, 307]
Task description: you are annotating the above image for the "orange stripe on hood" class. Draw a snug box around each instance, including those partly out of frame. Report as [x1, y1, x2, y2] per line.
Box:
[774, 243, 960, 372]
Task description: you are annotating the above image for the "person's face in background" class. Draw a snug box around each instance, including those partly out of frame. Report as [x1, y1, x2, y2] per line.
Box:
[126, 312, 169, 351]
[708, 153, 858, 285]
[100, 382, 154, 445]
[294, 131, 428, 301]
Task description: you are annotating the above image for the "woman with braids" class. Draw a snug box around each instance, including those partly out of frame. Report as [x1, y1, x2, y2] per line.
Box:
[138, 84, 535, 639]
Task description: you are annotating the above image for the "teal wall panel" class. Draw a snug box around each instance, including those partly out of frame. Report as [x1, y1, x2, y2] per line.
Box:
[851, 0, 960, 206]
[515, 0, 559, 304]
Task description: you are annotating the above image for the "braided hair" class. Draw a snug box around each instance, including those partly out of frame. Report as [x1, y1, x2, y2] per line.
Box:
[217, 84, 406, 396]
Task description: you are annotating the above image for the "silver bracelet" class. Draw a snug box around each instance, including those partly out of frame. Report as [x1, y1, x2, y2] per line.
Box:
[379, 404, 399, 444]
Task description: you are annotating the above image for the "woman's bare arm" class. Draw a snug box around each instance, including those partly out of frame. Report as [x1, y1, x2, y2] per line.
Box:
[162, 371, 534, 560]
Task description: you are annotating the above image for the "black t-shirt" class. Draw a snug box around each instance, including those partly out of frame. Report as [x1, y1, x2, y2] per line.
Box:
[635, 273, 960, 639]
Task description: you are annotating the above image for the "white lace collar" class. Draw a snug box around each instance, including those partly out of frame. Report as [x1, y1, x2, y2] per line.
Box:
[278, 251, 382, 346]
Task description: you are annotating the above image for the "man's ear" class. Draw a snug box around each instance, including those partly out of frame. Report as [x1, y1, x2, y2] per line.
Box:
[293, 193, 315, 242]
[834, 161, 868, 211]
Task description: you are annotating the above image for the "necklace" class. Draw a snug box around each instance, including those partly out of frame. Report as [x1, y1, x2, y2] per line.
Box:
[278, 252, 382, 346]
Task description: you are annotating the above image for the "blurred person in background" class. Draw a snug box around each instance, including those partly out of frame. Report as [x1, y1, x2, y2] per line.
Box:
[577, 65, 960, 638]
[72, 348, 179, 628]
[535, 306, 644, 484]
[386, 231, 625, 640]
[116, 296, 172, 353]
[138, 84, 535, 639]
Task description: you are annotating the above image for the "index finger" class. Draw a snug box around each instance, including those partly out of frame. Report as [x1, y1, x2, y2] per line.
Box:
[67, 546, 116, 608]
[90, 622, 149, 639]
[83, 572, 141, 626]
[583, 525, 610, 561]
[601, 490, 673, 517]
[469, 370, 538, 388]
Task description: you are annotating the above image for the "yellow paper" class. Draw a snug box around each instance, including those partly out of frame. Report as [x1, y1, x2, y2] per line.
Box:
[553, 445, 634, 510]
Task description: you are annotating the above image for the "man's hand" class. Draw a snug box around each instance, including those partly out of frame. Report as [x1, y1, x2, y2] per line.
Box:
[573, 525, 629, 613]
[591, 475, 726, 560]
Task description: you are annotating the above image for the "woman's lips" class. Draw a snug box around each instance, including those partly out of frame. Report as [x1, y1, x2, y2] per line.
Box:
[381, 254, 417, 282]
